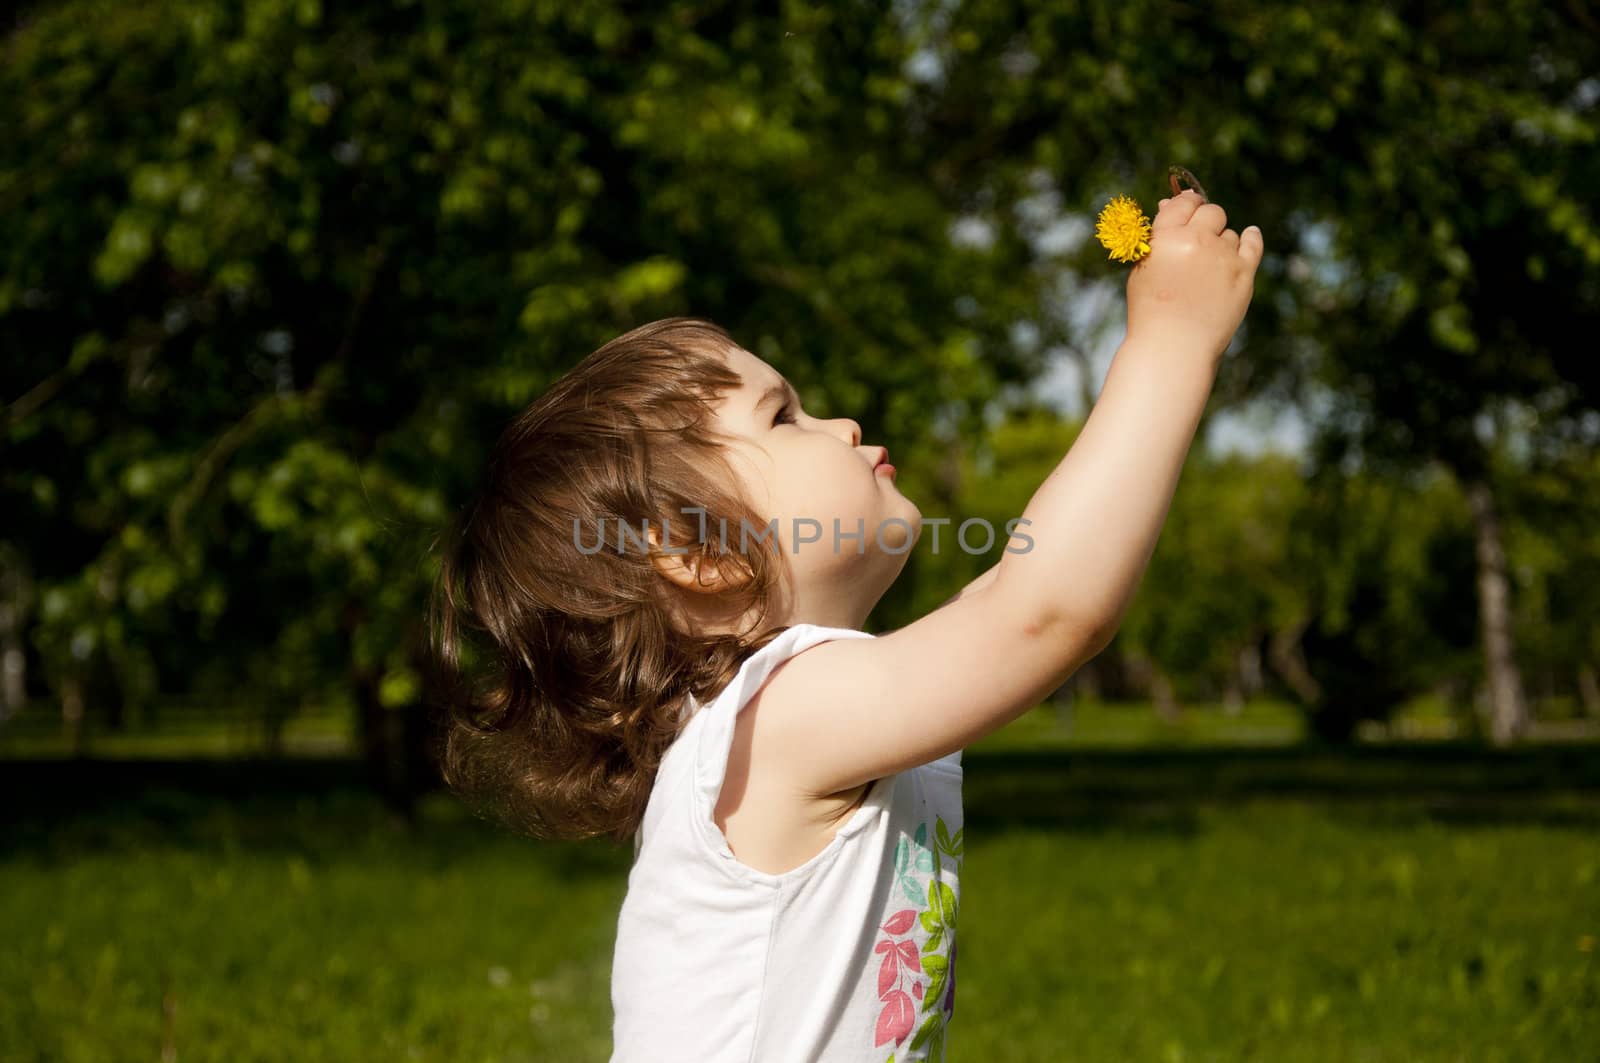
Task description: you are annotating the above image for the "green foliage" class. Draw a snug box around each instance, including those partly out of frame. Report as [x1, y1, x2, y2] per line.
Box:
[1195, 2, 1598, 475]
[1288, 464, 1481, 737]
[4, 0, 1597, 753]
[875, 0, 1598, 726]
[1, 0, 1046, 742]
[1500, 445, 1600, 707]
[923, 402, 1517, 731]
[1121, 449, 1309, 702]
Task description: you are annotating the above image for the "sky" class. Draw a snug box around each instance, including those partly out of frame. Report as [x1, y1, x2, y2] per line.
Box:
[1026, 286, 1313, 460]
[904, 26, 1325, 460]
[952, 208, 1318, 460]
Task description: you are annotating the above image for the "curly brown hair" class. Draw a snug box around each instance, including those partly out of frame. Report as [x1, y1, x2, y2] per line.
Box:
[426, 317, 797, 848]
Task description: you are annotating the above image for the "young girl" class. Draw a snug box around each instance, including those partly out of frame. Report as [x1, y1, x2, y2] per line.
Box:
[429, 190, 1261, 1062]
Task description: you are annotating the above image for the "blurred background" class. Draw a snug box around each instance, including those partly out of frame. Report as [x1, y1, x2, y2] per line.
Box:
[2, 0, 1596, 1059]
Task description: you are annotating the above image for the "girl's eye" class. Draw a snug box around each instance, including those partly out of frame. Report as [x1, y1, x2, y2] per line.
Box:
[773, 403, 797, 426]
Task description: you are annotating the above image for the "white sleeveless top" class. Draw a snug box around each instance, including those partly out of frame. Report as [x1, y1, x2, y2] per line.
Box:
[610, 622, 965, 1063]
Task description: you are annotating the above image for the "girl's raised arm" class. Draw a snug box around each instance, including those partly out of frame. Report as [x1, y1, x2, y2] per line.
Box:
[749, 191, 1263, 798]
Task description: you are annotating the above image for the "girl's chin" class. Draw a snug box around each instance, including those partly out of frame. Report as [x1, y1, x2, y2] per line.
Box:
[880, 508, 922, 547]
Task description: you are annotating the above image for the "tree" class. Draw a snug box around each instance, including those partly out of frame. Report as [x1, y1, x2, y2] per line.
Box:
[911, 0, 1600, 743]
[1116, 450, 1307, 720]
[1, 0, 1060, 808]
[1283, 462, 1480, 741]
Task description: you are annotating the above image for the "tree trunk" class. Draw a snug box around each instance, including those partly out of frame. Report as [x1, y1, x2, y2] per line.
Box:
[1073, 658, 1102, 702]
[1464, 477, 1530, 745]
[1268, 617, 1322, 705]
[1053, 661, 1097, 732]
[1224, 640, 1265, 716]
[95, 647, 126, 733]
[0, 545, 30, 725]
[355, 667, 419, 830]
[1151, 667, 1180, 723]
[1240, 640, 1264, 697]
[1125, 649, 1181, 722]
[343, 599, 420, 829]
[62, 674, 87, 756]
[1577, 664, 1600, 720]
[1224, 641, 1261, 717]
[263, 701, 288, 757]
[1222, 670, 1243, 716]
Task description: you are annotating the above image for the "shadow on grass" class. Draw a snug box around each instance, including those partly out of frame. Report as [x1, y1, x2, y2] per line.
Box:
[962, 742, 1600, 836]
[0, 757, 636, 875]
[5, 743, 1599, 861]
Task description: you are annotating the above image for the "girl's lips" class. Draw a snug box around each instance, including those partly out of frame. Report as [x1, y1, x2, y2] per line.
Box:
[875, 462, 896, 477]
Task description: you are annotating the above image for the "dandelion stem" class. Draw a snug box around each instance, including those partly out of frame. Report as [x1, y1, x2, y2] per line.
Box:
[1167, 165, 1208, 203]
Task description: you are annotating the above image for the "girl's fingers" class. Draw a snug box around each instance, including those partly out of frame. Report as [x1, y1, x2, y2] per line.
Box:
[1221, 228, 1240, 250]
[1193, 202, 1228, 234]
[1151, 189, 1204, 230]
[1239, 225, 1265, 268]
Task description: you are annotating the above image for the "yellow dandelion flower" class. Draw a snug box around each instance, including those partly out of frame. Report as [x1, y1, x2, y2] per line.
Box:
[1095, 194, 1152, 264]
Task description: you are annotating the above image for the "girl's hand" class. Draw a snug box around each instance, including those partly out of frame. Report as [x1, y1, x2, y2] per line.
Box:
[1125, 189, 1263, 361]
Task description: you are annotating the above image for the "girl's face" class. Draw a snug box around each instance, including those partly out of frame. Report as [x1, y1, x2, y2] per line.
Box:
[705, 345, 922, 628]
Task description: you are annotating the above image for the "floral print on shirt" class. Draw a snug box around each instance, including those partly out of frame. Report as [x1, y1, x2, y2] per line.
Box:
[873, 813, 962, 1062]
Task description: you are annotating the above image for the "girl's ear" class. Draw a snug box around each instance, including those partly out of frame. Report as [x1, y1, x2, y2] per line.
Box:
[647, 523, 751, 593]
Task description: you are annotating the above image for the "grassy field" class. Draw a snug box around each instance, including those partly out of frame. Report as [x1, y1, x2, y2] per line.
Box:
[2, 706, 1597, 1061]
[6, 695, 1594, 760]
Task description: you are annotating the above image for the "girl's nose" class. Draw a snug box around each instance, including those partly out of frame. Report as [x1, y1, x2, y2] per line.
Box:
[836, 418, 861, 447]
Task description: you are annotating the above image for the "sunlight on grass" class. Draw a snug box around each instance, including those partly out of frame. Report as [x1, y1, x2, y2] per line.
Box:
[3, 786, 1595, 1060]
[973, 698, 1309, 752]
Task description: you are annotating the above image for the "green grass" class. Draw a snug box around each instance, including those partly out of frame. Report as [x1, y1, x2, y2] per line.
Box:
[977, 698, 1312, 749]
[0, 705, 356, 759]
[14, 695, 1594, 761]
[11, 692, 1596, 762]
[3, 744, 1597, 1062]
